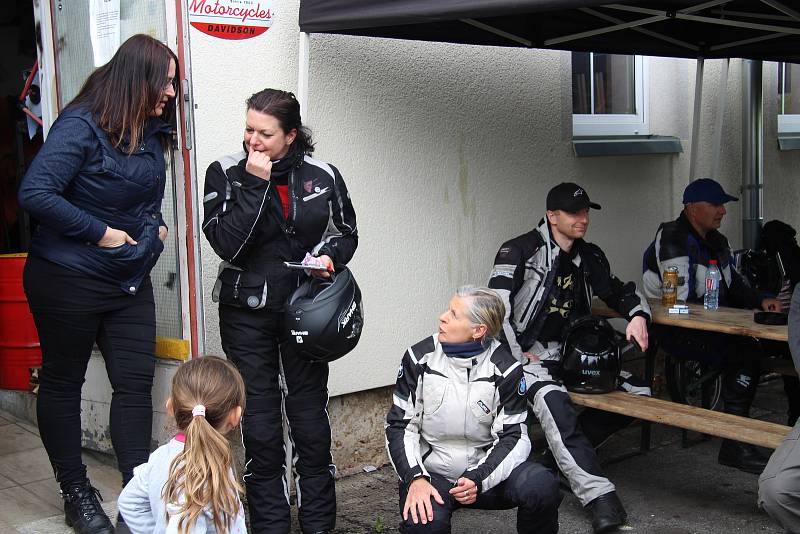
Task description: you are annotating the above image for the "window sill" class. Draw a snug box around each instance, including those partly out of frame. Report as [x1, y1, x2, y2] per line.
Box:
[778, 133, 800, 151]
[572, 135, 682, 157]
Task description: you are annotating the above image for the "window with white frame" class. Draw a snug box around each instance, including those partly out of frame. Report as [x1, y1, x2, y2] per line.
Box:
[778, 62, 800, 134]
[572, 53, 648, 137]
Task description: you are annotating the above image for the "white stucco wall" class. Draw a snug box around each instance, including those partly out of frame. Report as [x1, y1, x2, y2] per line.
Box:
[187, 2, 795, 397]
[763, 62, 800, 230]
[189, 0, 303, 369]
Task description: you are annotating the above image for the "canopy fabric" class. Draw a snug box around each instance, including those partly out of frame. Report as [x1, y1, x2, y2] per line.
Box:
[299, 0, 800, 62]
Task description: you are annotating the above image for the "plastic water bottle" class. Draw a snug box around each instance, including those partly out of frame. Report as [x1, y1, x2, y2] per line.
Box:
[704, 260, 721, 310]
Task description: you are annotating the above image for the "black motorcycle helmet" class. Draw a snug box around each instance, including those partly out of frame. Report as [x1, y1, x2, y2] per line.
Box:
[559, 315, 621, 394]
[284, 267, 364, 363]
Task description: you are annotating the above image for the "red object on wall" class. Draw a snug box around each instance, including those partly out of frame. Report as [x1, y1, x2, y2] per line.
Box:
[190, 22, 269, 39]
[0, 254, 41, 390]
[187, 0, 274, 40]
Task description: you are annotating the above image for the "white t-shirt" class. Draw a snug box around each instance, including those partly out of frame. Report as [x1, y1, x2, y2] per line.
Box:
[117, 437, 247, 534]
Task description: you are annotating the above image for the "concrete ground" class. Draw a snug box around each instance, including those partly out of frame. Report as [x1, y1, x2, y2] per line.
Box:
[0, 377, 789, 533]
[328, 376, 788, 534]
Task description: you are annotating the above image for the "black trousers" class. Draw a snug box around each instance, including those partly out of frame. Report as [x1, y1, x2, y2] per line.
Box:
[657, 326, 762, 416]
[23, 255, 156, 489]
[398, 462, 561, 534]
[761, 339, 800, 426]
[219, 305, 335, 534]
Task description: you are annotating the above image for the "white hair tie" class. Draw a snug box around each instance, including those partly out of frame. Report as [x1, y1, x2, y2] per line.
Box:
[191, 404, 206, 417]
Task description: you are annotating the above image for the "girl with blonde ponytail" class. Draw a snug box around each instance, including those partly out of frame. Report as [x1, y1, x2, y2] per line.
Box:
[118, 356, 247, 533]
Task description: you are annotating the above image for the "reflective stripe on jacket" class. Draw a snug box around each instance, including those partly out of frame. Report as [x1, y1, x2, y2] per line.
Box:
[642, 211, 762, 308]
[202, 152, 358, 309]
[489, 218, 651, 362]
[385, 336, 530, 494]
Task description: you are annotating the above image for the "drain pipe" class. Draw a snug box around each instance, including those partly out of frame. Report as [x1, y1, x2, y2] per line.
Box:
[741, 59, 763, 250]
[688, 59, 704, 181]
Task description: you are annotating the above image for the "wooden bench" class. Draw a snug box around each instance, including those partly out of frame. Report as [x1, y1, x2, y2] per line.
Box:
[570, 390, 791, 449]
[590, 298, 794, 451]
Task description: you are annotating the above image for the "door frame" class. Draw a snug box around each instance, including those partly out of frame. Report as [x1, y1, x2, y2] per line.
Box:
[35, 0, 204, 357]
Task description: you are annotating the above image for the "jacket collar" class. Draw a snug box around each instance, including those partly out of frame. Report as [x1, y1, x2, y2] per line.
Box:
[677, 211, 727, 252]
[432, 336, 496, 369]
[536, 217, 583, 268]
[65, 105, 172, 147]
[144, 116, 174, 138]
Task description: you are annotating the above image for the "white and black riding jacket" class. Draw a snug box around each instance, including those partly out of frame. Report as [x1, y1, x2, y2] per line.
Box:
[202, 150, 358, 309]
[489, 218, 651, 362]
[385, 336, 530, 494]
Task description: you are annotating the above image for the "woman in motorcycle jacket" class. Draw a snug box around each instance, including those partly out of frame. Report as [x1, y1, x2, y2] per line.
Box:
[386, 286, 561, 534]
[202, 88, 357, 534]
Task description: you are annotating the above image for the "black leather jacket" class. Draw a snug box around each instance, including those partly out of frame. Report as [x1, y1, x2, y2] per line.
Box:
[202, 150, 358, 309]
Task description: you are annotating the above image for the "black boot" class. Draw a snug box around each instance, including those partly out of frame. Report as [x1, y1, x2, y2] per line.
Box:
[62, 481, 114, 534]
[717, 439, 768, 474]
[586, 491, 627, 533]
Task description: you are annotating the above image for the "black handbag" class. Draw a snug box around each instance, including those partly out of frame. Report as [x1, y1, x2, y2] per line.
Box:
[212, 266, 268, 309]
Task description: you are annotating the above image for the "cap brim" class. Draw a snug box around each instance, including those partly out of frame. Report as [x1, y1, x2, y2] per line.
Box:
[558, 201, 601, 213]
[722, 194, 739, 203]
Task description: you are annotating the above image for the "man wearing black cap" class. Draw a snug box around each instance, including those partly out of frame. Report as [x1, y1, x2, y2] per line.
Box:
[643, 178, 780, 474]
[489, 182, 651, 533]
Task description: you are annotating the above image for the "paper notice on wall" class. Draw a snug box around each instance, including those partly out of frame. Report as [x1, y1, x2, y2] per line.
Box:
[89, 0, 121, 67]
[25, 96, 42, 139]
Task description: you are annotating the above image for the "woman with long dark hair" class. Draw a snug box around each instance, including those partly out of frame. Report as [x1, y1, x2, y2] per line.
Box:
[203, 88, 358, 533]
[18, 34, 178, 534]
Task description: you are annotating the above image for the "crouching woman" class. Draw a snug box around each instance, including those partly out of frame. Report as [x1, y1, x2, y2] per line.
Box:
[386, 286, 562, 533]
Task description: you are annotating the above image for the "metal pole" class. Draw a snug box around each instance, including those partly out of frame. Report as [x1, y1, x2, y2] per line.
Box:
[689, 58, 704, 181]
[297, 32, 310, 120]
[741, 59, 763, 249]
[710, 59, 729, 180]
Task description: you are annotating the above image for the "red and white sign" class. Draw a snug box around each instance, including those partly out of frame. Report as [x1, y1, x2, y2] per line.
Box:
[188, 0, 275, 40]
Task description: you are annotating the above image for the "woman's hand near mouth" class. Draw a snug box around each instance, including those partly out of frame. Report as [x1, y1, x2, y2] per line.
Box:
[246, 150, 272, 181]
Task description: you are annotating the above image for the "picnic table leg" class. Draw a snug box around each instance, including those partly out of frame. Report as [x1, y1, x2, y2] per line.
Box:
[640, 336, 658, 452]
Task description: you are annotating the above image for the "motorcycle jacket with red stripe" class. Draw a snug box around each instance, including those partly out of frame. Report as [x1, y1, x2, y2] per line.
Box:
[202, 149, 358, 309]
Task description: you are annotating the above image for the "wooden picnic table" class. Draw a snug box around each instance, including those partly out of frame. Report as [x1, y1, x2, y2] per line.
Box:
[587, 297, 792, 451]
[593, 297, 788, 341]
[646, 298, 787, 341]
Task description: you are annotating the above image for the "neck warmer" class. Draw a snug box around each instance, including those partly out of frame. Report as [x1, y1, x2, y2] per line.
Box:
[440, 340, 485, 359]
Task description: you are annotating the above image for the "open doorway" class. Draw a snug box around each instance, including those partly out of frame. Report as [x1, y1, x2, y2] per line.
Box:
[37, 0, 199, 348]
[0, 0, 40, 254]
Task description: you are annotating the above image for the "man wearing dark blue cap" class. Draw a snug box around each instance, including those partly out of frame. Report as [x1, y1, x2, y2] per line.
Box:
[643, 178, 780, 474]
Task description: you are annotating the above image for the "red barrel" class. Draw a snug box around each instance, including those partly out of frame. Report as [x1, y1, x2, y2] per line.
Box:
[0, 253, 41, 390]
